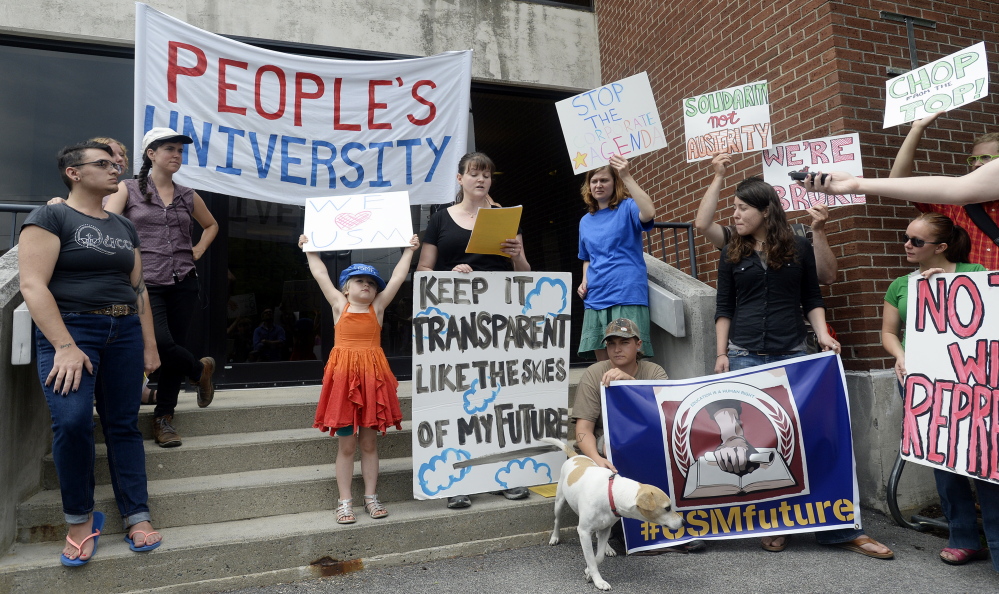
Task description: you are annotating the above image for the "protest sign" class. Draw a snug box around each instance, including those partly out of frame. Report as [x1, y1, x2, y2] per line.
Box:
[762, 134, 865, 211]
[902, 270, 999, 484]
[302, 191, 413, 251]
[884, 42, 989, 128]
[603, 352, 860, 553]
[411, 272, 572, 499]
[134, 3, 471, 206]
[683, 80, 772, 162]
[555, 73, 667, 173]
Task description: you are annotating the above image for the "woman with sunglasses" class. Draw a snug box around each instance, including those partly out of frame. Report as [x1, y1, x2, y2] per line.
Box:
[102, 127, 219, 448]
[880, 213, 998, 568]
[19, 141, 162, 564]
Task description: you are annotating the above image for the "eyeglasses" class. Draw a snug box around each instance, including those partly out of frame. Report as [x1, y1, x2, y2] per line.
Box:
[966, 154, 999, 166]
[903, 234, 942, 248]
[70, 159, 124, 174]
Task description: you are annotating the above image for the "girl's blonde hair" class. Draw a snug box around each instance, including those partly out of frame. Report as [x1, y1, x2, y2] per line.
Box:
[90, 137, 129, 171]
[580, 165, 627, 214]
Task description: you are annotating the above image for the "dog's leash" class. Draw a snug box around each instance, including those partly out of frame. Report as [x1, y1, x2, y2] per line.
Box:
[608, 474, 621, 517]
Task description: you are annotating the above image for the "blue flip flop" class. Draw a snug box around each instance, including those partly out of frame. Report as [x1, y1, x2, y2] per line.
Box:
[124, 528, 162, 552]
[60, 511, 104, 567]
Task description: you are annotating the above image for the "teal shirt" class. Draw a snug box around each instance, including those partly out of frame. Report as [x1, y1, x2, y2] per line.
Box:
[884, 263, 986, 345]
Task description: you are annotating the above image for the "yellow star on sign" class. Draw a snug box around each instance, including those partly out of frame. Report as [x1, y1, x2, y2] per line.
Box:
[572, 152, 588, 169]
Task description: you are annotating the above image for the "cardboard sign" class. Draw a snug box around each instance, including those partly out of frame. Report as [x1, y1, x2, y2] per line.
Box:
[411, 272, 572, 499]
[603, 352, 860, 554]
[303, 192, 413, 251]
[762, 134, 865, 211]
[134, 3, 471, 205]
[555, 73, 667, 173]
[884, 42, 989, 128]
[902, 270, 999, 484]
[683, 80, 772, 162]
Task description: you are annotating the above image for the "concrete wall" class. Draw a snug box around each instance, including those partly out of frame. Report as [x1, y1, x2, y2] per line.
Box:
[0, 247, 49, 555]
[0, 0, 601, 90]
[644, 254, 715, 380]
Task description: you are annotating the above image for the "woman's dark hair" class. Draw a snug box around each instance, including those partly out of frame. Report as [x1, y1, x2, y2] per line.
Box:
[57, 141, 113, 190]
[916, 212, 972, 264]
[454, 152, 495, 203]
[579, 165, 627, 214]
[726, 177, 796, 268]
[136, 139, 168, 202]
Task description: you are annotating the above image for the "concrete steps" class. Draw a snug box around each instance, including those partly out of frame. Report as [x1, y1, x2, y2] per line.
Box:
[4, 368, 585, 592]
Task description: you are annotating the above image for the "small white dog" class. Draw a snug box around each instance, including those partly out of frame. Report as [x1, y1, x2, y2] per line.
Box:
[541, 437, 683, 591]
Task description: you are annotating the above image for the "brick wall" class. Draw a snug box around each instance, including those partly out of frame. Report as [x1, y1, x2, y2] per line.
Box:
[596, 0, 999, 370]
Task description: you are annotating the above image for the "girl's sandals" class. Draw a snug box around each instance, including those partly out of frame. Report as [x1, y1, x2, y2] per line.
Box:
[336, 499, 356, 524]
[363, 494, 389, 519]
[940, 547, 989, 565]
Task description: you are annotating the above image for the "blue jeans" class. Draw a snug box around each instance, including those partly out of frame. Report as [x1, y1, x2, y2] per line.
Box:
[728, 348, 864, 545]
[36, 313, 151, 528]
[936, 470, 999, 571]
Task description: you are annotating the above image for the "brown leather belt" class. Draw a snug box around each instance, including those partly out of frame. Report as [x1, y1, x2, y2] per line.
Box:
[82, 304, 136, 317]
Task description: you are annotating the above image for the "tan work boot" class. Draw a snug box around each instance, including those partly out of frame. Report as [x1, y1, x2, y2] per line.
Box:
[153, 415, 182, 448]
[193, 357, 215, 408]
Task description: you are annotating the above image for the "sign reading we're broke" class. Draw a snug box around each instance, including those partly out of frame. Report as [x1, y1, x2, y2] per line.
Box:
[902, 271, 999, 484]
[133, 3, 471, 205]
[411, 272, 572, 499]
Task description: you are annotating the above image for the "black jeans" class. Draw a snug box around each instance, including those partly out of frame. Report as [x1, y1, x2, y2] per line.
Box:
[148, 274, 204, 418]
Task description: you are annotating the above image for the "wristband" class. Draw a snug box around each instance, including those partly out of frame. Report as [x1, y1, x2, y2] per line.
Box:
[716, 353, 728, 358]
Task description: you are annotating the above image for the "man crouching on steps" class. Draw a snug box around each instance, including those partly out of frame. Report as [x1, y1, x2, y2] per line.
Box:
[571, 318, 705, 554]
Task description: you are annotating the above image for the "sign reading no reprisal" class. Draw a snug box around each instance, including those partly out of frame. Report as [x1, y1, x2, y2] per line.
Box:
[884, 42, 989, 128]
[303, 191, 413, 251]
[555, 73, 667, 173]
[683, 80, 772, 162]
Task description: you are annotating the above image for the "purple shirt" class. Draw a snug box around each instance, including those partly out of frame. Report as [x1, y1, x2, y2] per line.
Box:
[121, 178, 196, 286]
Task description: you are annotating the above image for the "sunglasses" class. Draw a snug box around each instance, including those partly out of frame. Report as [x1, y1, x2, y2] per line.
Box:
[903, 234, 943, 248]
[70, 159, 124, 174]
[966, 154, 999, 167]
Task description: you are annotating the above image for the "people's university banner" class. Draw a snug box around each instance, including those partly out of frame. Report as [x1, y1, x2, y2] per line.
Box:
[134, 3, 471, 205]
[411, 272, 571, 499]
[604, 352, 860, 553]
[902, 270, 999, 484]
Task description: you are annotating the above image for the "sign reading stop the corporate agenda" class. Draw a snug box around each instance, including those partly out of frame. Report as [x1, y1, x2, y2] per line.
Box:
[603, 352, 860, 554]
[683, 80, 772, 162]
[133, 3, 471, 205]
[762, 134, 865, 212]
[411, 272, 571, 499]
[555, 73, 667, 173]
[902, 271, 999, 484]
[884, 42, 989, 128]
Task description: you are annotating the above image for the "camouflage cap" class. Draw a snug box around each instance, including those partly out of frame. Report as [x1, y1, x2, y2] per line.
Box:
[601, 318, 641, 342]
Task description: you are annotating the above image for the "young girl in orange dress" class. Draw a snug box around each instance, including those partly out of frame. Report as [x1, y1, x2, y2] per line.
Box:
[299, 233, 419, 524]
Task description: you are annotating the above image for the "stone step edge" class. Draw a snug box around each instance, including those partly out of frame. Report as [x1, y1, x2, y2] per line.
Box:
[3, 495, 569, 571]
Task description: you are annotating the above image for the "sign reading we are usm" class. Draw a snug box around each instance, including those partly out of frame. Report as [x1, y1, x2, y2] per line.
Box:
[133, 3, 471, 206]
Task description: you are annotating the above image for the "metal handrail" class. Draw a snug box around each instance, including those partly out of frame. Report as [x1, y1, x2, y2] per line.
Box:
[648, 222, 697, 279]
[0, 204, 37, 250]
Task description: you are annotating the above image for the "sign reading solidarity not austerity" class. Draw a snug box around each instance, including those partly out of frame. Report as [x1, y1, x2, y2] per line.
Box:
[761, 133, 865, 212]
[134, 3, 471, 205]
[411, 272, 572, 499]
[603, 352, 860, 554]
[683, 80, 772, 162]
[883, 42, 989, 128]
[554, 73, 667, 173]
[902, 270, 999, 484]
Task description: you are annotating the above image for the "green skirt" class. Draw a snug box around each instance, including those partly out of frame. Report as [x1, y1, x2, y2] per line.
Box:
[578, 305, 653, 358]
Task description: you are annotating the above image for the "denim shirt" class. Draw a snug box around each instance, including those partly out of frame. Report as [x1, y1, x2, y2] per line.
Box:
[715, 235, 824, 353]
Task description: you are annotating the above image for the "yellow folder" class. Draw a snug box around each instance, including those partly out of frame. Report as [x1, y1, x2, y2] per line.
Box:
[465, 206, 523, 257]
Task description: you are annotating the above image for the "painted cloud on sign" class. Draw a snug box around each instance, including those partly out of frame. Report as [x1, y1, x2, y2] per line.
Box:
[418, 448, 472, 496]
[462, 379, 500, 415]
[494, 458, 552, 489]
[522, 277, 568, 316]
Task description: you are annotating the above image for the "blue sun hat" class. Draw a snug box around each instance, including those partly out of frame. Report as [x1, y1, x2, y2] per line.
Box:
[338, 263, 386, 291]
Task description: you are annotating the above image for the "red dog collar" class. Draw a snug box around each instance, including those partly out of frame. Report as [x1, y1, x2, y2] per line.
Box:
[608, 474, 621, 517]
